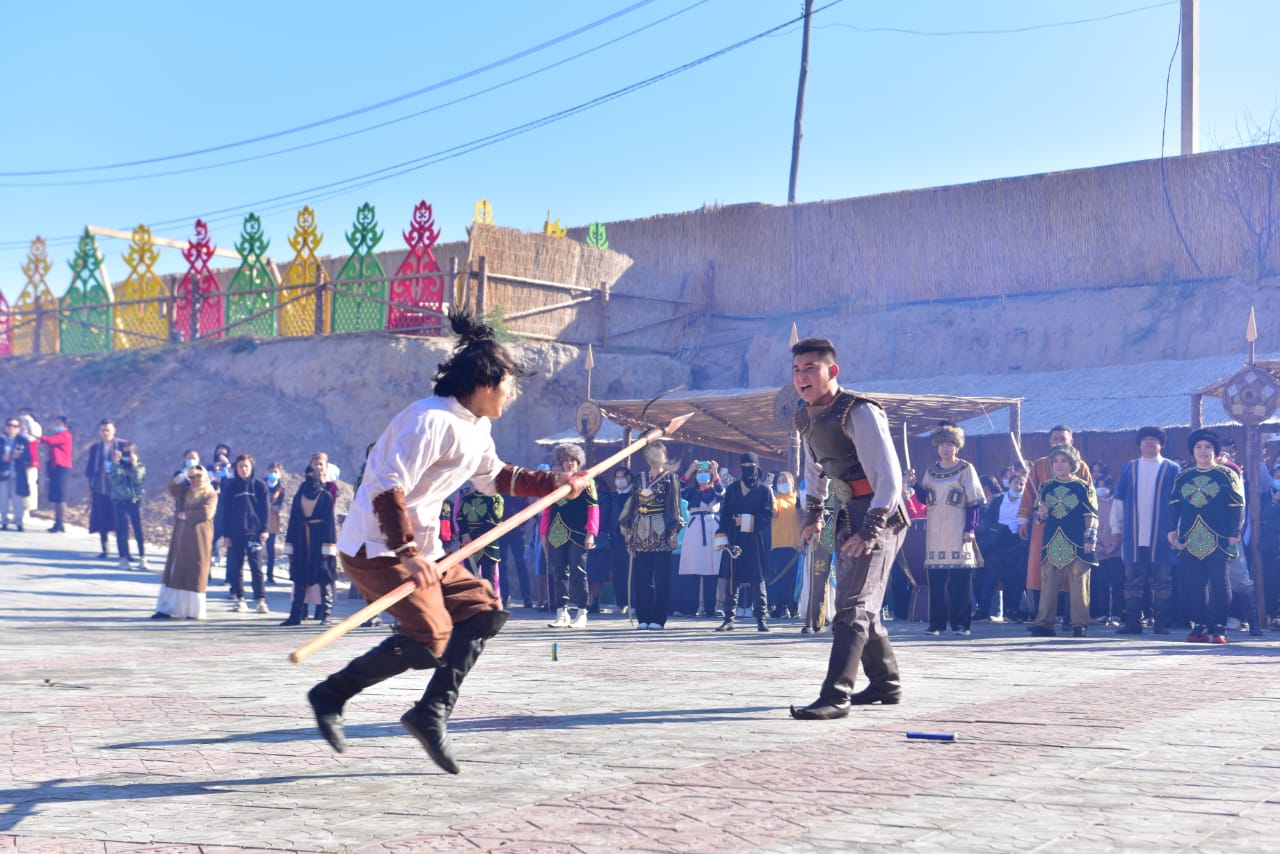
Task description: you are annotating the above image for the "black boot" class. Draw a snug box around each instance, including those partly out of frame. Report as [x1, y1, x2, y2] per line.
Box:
[757, 616, 770, 632]
[400, 610, 509, 774]
[790, 621, 864, 720]
[715, 615, 735, 632]
[279, 600, 306, 626]
[308, 635, 441, 752]
[316, 585, 335, 626]
[851, 630, 901, 704]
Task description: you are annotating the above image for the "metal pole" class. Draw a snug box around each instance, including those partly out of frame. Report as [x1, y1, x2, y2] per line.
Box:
[1180, 0, 1199, 156]
[787, 0, 815, 203]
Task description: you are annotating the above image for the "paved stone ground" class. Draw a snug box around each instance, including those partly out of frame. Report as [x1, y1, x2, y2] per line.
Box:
[3, 522, 1280, 853]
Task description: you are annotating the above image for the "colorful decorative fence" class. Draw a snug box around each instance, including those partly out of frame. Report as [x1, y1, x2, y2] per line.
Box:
[2, 201, 643, 357]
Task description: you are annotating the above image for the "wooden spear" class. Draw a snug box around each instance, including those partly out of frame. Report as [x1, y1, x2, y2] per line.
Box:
[289, 412, 693, 664]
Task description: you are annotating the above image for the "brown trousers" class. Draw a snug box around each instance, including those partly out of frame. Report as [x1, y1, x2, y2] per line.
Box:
[340, 548, 501, 658]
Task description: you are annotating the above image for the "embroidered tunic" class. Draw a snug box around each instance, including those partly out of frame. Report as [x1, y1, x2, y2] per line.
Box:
[619, 471, 683, 553]
[459, 490, 504, 561]
[540, 481, 600, 549]
[1038, 476, 1099, 569]
[921, 459, 985, 569]
[1169, 464, 1245, 560]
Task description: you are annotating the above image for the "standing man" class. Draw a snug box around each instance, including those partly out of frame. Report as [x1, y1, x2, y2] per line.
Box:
[307, 311, 589, 774]
[0, 417, 34, 531]
[1110, 426, 1180, 634]
[788, 338, 908, 719]
[716, 452, 774, 632]
[86, 419, 129, 558]
[1017, 425, 1092, 617]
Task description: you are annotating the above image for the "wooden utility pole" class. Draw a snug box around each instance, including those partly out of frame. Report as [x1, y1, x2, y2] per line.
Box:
[787, 0, 815, 203]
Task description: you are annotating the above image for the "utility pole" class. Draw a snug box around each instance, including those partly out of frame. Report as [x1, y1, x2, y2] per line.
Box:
[787, 0, 814, 203]
[1181, 0, 1199, 155]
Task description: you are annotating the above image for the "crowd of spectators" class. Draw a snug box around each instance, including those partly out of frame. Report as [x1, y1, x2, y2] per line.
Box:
[4, 404, 1277, 645]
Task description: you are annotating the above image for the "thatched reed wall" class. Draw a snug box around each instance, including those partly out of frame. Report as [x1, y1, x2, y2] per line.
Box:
[463, 224, 632, 341]
[575, 144, 1280, 317]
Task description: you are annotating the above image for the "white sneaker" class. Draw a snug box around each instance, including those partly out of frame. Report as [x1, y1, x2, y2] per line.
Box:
[136, 556, 148, 570]
[569, 609, 587, 629]
[636, 622, 650, 630]
[1226, 617, 1244, 631]
[255, 600, 270, 614]
[117, 558, 131, 570]
[548, 608, 571, 628]
[234, 599, 248, 612]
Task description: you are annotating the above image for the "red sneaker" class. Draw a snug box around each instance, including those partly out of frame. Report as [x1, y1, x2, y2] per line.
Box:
[1209, 634, 1228, 645]
[1185, 626, 1210, 643]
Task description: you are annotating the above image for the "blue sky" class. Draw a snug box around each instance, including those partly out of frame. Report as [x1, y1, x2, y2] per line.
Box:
[1, 0, 1277, 302]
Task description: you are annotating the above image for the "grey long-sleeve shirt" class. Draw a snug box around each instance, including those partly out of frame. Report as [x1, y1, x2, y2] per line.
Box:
[802, 398, 903, 516]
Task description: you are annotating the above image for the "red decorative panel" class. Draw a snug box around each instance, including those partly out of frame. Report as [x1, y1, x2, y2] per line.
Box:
[387, 201, 443, 335]
[174, 220, 225, 340]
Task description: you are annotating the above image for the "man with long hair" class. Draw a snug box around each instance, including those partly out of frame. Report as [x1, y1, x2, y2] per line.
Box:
[307, 310, 590, 774]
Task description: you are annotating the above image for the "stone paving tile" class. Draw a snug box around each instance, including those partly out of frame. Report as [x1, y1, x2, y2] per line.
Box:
[6, 525, 1280, 851]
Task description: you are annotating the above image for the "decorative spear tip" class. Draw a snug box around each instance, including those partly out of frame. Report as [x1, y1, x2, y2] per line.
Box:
[1247, 306, 1258, 342]
[663, 411, 695, 435]
[789, 323, 799, 348]
[585, 342, 595, 371]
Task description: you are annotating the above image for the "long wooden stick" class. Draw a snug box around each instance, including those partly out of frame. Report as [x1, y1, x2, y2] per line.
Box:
[289, 412, 693, 664]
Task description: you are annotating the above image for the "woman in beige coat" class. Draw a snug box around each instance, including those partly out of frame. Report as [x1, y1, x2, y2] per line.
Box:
[153, 464, 218, 620]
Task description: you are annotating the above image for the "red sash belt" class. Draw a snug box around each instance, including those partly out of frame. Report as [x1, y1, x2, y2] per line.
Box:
[847, 478, 873, 497]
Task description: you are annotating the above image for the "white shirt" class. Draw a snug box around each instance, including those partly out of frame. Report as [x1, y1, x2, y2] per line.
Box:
[337, 396, 505, 561]
[1109, 454, 1164, 548]
[999, 491, 1023, 534]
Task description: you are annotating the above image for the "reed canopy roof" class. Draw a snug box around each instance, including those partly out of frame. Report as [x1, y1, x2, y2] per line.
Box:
[596, 387, 1021, 462]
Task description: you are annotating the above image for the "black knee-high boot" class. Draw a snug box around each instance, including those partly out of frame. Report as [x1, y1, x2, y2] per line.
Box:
[790, 621, 866, 719]
[400, 610, 509, 774]
[316, 584, 336, 626]
[280, 583, 307, 626]
[849, 631, 902, 705]
[308, 635, 441, 752]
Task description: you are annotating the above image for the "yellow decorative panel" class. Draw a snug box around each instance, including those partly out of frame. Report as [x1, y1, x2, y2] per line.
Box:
[114, 225, 171, 350]
[13, 237, 58, 355]
[278, 206, 326, 336]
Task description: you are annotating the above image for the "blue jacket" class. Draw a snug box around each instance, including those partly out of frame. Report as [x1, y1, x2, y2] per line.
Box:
[1113, 457, 1181, 566]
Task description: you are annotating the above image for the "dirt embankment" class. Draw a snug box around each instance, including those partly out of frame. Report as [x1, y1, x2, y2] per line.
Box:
[0, 332, 690, 548]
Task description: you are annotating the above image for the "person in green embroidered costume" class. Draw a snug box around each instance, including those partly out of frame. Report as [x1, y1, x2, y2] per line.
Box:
[458, 483, 505, 600]
[542, 443, 599, 629]
[1168, 429, 1245, 645]
[1029, 444, 1098, 638]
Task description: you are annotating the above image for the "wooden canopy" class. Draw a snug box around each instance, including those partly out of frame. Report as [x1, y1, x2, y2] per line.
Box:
[596, 386, 1022, 462]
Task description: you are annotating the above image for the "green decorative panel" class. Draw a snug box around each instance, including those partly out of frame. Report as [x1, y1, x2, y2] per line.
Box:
[225, 213, 278, 337]
[331, 203, 387, 333]
[60, 229, 113, 354]
[586, 221, 609, 250]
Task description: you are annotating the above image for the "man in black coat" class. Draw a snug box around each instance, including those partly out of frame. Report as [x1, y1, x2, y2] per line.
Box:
[716, 452, 775, 632]
[216, 454, 270, 613]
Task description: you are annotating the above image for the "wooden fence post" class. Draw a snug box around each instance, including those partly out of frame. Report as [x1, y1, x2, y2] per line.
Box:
[477, 256, 487, 319]
[448, 256, 459, 313]
[313, 270, 326, 336]
[33, 305, 43, 355]
[190, 290, 201, 342]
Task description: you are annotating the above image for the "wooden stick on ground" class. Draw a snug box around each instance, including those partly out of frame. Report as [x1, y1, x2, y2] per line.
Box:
[289, 412, 693, 664]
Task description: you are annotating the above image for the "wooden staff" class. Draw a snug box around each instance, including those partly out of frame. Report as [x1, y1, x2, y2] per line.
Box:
[289, 412, 693, 664]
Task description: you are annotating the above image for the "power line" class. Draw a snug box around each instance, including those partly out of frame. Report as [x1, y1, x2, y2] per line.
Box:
[0, 0, 847, 250]
[0, 0, 714, 190]
[0, 0, 663, 178]
[817, 0, 1175, 37]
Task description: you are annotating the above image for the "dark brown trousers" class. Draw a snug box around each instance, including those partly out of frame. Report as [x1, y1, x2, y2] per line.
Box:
[341, 548, 501, 658]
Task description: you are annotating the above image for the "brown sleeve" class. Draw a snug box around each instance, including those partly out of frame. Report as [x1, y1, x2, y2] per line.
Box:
[494, 464, 561, 498]
[372, 488, 418, 558]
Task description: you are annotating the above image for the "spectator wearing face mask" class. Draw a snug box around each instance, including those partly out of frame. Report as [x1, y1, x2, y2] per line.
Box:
[209, 444, 231, 567]
[108, 442, 147, 570]
[608, 467, 635, 615]
[676, 459, 724, 618]
[264, 462, 286, 584]
[715, 452, 774, 632]
[768, 471, 802, 620]
[281, 465, 339, 626]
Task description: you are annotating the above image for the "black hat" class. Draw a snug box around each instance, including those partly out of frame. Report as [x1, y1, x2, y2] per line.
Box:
[740, 451, 759, 466]
[1187, 428, 1222, 456]
[1136, 426, 1167, 446]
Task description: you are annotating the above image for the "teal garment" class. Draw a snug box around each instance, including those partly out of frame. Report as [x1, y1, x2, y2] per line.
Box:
[1037, 476, 1099, 569]
[108, 462, 146, 504]
[459, 490, 504, 561]
[1169, 464, 1246, 560]
[674, 498, 691, 554]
